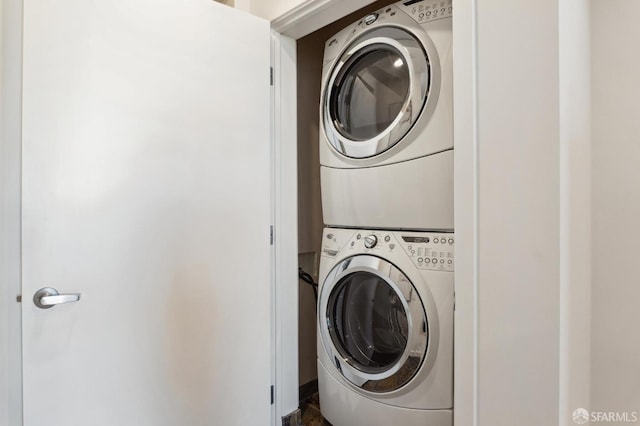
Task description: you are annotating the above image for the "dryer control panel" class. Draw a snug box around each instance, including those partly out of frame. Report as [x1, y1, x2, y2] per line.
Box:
[397, 0, 453, 24]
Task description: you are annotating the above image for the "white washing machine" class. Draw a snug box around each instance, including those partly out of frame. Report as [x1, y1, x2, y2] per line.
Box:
[317, 227, 454, 426]
[320, 0, 453, 231]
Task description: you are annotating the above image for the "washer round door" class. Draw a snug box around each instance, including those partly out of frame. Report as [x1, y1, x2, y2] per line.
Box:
[322, 26, 436, 159]
[319, 255, 430, 393]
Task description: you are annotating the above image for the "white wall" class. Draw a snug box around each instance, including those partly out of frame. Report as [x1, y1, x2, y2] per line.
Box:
[250, 0, 305, 21]
[451, 0, 477, 424]
[476, 1, 560, 423]
[559, 0, 592, 422]
[472, 0, 591, 424]
[590, 0, 640, 419]
[214, 0, 251, 12]
[0, 0, 23, 424]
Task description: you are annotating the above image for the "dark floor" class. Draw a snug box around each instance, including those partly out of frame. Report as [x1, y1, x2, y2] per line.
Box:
[300, 393, 332, 426]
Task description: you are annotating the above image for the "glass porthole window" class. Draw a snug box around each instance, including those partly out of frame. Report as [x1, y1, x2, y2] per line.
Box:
[330, 46, 411, 142]
[318, 256, 430, 393]
[327, 271, 409, 373]
[323, 27, 432, 158]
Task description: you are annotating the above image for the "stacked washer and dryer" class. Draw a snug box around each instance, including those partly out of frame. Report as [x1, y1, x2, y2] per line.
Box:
[316, 1, 454, 425]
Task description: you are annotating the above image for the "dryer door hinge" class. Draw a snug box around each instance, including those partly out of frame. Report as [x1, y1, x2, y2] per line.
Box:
[270, 225, 274, 245]
[270, 67, 274, 86]
[270, 385, 275, 405]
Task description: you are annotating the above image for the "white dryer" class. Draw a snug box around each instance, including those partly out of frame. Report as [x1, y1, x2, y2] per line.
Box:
[320, 0, 453, 231]
[317, 227, 454, 426]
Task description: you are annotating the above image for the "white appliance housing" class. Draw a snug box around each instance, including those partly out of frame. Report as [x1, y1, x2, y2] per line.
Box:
[320, 0, 453, 231]
[317, 227, 454, 426]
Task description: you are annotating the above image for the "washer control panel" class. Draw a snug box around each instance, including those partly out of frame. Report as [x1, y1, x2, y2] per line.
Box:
[399, 233, 454, 271]
[397, 0, 453, 24]
[321, 228, 454, 272]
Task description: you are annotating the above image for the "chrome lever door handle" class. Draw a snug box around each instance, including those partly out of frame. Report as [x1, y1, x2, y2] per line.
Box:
[33, 287, 81, 309]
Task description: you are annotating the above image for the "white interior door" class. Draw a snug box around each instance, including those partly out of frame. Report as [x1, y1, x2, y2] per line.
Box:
[21, 1, 272, 425]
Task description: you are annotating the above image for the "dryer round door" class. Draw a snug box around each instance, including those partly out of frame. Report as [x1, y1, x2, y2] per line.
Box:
[319, 255, 429, 393]
[322, 26, 435, 159]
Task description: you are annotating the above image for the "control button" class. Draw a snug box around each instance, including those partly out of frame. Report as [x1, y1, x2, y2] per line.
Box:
[411, 250, 416, 255]
[419, 12, 424, 18]
[426, 11, 431, 16]
[440, 259, 445, 264]
[364, 13, 378, 25]
[390, 11, 396, 16]
[389, 244, 395, 250]
[385, 8, 392, 13]
[441, 8, 446, 12]
[418, 257, 423, 263]
[364, 234, 378, 249]
[434, 238, 439, 243]
[432, 258, 438, 263]
[448, 260, 453, 264]
[408, 245, 413, 251]
[425, 258, 431, 263]
[327, 233, 334, 240]
[448, 238, 454, 244]
[441, 239, 447, 244]
[384, 235, 391, 242]
[356, 234, 362, 240]
[350, 242, 355, 247]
